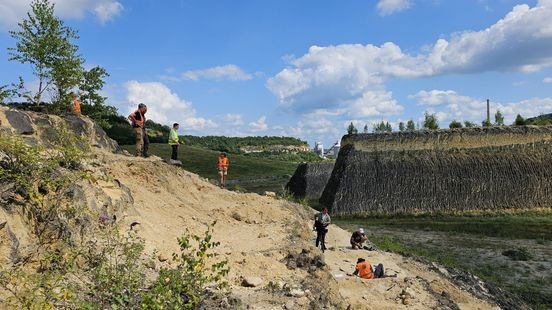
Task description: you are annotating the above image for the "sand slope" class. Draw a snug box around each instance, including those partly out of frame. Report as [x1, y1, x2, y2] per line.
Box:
[83, 150, 500, 309]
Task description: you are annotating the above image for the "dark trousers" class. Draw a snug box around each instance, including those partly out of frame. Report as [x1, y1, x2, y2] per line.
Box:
[171, 145, 178, 160]
[315, 228, 327, 251]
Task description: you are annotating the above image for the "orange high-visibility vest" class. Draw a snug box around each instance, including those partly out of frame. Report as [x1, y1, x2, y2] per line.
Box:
[218, 156, 229, 168]
[73, 98, 81, 114]
[356, 261, 374, 279]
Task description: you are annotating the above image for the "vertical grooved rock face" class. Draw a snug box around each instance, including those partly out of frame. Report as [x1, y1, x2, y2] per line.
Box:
[321, 127, 552, 215]
[286, 162, 334, 199]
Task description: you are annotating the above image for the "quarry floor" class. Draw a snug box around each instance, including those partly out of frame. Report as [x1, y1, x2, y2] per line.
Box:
[336, 219, 552, 308]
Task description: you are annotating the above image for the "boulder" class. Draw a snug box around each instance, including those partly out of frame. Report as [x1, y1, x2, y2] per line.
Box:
[5, 110, 34, 135]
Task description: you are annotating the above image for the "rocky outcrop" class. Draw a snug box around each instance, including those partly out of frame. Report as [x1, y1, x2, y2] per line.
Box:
[0, 106, 119, 151]
[321, 126, 552, 215]
[286, 162, 334, 199]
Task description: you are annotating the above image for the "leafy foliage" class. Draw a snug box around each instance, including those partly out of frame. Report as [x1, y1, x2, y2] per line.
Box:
[398, 121, 405, 132]
[142, 224, 229, 308]
[406, 119, 416, 131]
[514, 114, 526, 126]
[423, 112, 439, 130]
[180, 135, 308, 153]
[448, 120, 463, 129]
[494, 110, 504, 126]
[373, 121, 392, 133]
[347, 122, 358, 135]
[464, 121, 476, 128]
[9, 0, 82, 106]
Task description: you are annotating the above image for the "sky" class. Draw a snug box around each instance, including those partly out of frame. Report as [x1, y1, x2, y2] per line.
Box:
[1, 0, 552, 147]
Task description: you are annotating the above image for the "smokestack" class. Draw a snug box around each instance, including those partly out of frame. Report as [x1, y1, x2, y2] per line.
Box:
[486, 99, 490, 127]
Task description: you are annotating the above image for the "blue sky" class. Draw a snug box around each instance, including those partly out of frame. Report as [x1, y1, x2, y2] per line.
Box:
[1, 0, 552, 146]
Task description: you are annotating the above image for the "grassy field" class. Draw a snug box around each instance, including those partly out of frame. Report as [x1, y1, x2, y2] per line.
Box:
[121, 143, 299, 193]
[335, 212, 552, 309]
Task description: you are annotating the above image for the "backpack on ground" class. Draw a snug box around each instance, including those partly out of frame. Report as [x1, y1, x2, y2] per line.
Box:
[374, 263, 384, 278]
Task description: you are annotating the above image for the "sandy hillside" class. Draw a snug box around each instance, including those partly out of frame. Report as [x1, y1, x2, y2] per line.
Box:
[77, 149, 503, 310]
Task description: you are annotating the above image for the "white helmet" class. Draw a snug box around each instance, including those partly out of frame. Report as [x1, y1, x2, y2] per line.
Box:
[359, 228, 364, 234]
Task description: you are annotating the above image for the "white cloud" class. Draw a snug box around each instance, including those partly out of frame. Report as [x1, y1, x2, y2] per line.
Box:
[411, 89, 552, 124]
[377, 0, 412, 16]
[223, 114, 244, 126]
[0, 0, 123, 30]
[182, 65, 253, 81]
[124, 80, 217, 131]
[544, 77, 552, 83]
[268, 1, 552, 119]
[248, 116, 268, 132]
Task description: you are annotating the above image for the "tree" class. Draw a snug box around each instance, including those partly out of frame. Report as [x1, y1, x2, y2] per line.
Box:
[398, 122, 405, 132]
[363, 124, 368, 134]
[80, 66, 109, 106]
[9, 0, 82, 105]
[0, 85, 15, 104]
[514, 114, 526, 126]
[347, 122, 358, 135]
[449, 120, 463, 129]
[373, 121, 392, 133]
[464, 121, 476, 128]
[481, 119, 491, 127]
[423, 112, 439, 130]
[494, 110, 504, 126]
[406, 119, 416, 131]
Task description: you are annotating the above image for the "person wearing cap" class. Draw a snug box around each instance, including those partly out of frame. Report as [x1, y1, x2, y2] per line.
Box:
[217, 152, 229, 188]
[168, 123, 182, 160]
[350, 228, 368, 250]
[128, 103, 149, 157]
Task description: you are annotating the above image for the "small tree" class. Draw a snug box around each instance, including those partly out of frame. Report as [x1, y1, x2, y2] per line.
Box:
[79, 66, 109, 106]
[464, 121, 476, 128]
[494, 110, 504, 126]
[347, 122, 358, 135]
[406, 119, 416, 131]
[9, 0, 82, 105]
[449, 120, 463, 129]
[514, 114, 526, 126]
[363, 124, 368, 134]
[398, 122, 405, 132]
[0, 85, 15, 104]
[423, 112, 439, 130]
[481, 119, 491, 127]
[373, 121, 392, 133]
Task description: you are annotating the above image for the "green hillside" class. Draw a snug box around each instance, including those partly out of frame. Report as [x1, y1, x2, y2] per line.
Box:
[121, 144, 299, 193]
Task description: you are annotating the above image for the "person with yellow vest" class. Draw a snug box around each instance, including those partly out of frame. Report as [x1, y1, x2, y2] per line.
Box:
[128, 103, 149, 157]
[168, 123, 182, 160]
[350, 258, 385, 279]
[217, 152, 229, 188]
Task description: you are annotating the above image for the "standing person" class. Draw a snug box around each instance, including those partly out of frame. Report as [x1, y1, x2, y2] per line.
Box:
[128, 103, 149, 157]
[217, 152, 229, 188]
[313, 208, 331, 252]
[168, 123, 181, 160]
[72, 93, 81, 116]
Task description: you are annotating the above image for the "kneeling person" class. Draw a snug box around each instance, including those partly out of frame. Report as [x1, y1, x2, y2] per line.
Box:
[350, 228, 368, 250]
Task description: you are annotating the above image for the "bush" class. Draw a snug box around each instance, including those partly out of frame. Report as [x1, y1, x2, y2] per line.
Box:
[141, 223, 229, 309]
[449, 120, 463, 129]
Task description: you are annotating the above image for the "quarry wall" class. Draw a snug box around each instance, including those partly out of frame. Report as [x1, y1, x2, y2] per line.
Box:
[320, 127, 552, 215]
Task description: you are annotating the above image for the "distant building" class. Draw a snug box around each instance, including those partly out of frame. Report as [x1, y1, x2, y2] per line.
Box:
[314, 141, 324, 157]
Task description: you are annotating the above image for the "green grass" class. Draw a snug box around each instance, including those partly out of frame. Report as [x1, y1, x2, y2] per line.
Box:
[121, 144, 298, 193]
[336, 211, 552, 240]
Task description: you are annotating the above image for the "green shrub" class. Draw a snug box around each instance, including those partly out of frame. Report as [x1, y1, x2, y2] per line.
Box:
[142, 223, 229, 309]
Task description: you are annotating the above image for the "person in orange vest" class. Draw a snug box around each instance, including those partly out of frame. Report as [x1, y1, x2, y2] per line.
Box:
[217, 152, 229, 188]
[72, 93, 81, 115]
[350, 258, 384, 279]
[128, 103, 149, 157]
